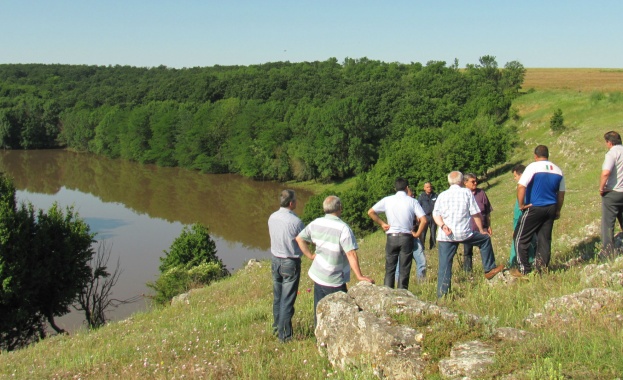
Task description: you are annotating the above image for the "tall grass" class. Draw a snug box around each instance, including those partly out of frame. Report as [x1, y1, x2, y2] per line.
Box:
[2, 74, 623, 378]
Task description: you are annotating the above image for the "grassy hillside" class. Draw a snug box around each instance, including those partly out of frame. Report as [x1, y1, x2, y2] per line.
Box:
[1, 70, 623, 379]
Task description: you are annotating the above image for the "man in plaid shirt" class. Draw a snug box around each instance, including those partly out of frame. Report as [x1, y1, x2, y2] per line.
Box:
[433, 171, 504, 298]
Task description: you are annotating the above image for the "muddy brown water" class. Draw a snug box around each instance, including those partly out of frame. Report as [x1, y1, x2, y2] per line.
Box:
[0, 150, 313, 331]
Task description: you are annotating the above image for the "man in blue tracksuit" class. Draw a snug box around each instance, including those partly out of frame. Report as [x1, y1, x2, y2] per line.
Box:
[513, 145, 565, 276]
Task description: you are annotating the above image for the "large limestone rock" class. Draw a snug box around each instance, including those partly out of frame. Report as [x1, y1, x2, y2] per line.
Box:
[314, 282, 535, 379]
[315, 287, 427, 379]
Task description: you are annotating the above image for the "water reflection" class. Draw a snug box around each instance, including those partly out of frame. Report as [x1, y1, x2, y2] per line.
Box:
[83, 218, 131, 239]
[0, 150, 313, 330]
[0, 150, 312, 253]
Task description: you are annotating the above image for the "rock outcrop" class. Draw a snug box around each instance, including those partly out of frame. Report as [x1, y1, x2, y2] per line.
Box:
[525, 287, 623, 328]
[315, 289, 427, 380]
[314, 282, 530, 379]
[580, 256, 623, 287]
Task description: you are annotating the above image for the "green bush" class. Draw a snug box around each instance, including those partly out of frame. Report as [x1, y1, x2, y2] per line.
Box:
[148, 262, 225, 305]
[590, 91, 605, 102]
[550, 108, 565, 133]
[150, 223, 229, 305]
[159, 224, 223, 272]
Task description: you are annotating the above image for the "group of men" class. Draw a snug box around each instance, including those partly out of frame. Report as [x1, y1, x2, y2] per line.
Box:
[268, 137, 623, 342]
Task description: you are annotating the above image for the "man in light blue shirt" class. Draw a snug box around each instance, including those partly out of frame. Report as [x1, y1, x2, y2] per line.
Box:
[268, 189, 305, 342]
[368, 178, 427, 289]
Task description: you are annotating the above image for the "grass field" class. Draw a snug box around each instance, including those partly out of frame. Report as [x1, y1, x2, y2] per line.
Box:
[1, 69, 623, 379]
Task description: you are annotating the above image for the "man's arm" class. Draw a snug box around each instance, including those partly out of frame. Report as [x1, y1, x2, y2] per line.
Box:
[412, 215, 427, 238]
[367, 208, 390, 231]
[295, 236, 316, 261]
[517, 184, 532, 210]
[555, 191, 565, 220]
[600, 170, 611, 196]
[433, 215, 452, 236]
[471, 212, 488, 235]
[344, 250, 374, 283]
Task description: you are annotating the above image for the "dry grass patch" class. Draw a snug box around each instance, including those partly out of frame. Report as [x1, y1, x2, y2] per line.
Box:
[523, 68, 623, 92]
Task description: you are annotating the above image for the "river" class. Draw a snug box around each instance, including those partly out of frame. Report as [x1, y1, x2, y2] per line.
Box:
[0, 150, 313, 331]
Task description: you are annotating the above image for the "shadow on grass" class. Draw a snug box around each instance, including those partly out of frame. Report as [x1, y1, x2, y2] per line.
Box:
[480, 160, 525, 191]
[550, 236, 601, 272]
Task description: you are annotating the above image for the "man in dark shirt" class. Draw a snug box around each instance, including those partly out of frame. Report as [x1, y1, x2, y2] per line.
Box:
[417, 182, 438, 249]
[462, 173, 493, 273]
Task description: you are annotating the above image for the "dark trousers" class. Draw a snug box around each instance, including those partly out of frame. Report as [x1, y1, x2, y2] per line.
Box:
[601, 191, 623, 256]
[462, 243, 476, 272]
[420, 215, 437, 249]
[313, 282, 347, 327]
[384, 234, 414, 289]
[513, 204, 557, 274]
[271, 256, 301, 342]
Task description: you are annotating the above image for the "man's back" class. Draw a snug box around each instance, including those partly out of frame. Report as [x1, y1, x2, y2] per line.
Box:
[372, 191, 424, 233]
[268, 208, 304, 258]
[434, 185, 480, 241]
[519, 161, 565, 207]
[299, 214, 357, 287]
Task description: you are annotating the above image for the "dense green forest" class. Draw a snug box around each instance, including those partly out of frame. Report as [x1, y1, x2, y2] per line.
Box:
[0, 57, 523, 230]
[0, 57, 522, 181]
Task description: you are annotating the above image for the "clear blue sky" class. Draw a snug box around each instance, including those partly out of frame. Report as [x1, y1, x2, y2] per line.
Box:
[1, 0, 621, 69]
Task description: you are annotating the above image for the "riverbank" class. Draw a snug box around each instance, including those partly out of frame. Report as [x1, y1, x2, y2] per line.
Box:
[1, 70, 623, 378]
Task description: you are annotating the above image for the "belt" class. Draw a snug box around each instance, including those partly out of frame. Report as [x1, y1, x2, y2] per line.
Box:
[388, 233, 412, 237]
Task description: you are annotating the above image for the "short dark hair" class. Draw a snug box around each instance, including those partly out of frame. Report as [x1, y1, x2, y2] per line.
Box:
[534, 145, 549, 159]
[395, 178, 409, 192]
[604, 131, 622, 145]
[512, 164, 526, 175]
[279, 189, 295, 207]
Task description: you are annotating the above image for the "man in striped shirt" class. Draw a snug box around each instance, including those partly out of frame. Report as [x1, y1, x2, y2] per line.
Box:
[296, 195, 374, 325]
[513, 145, 565, 276]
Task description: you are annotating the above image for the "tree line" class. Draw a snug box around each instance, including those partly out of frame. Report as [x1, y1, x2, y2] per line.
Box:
[0, 56, 524, 184]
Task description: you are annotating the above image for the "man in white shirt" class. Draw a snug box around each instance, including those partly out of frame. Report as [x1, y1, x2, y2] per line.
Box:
[433, 171, 504, 298]
[368, 178, 427, 289]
